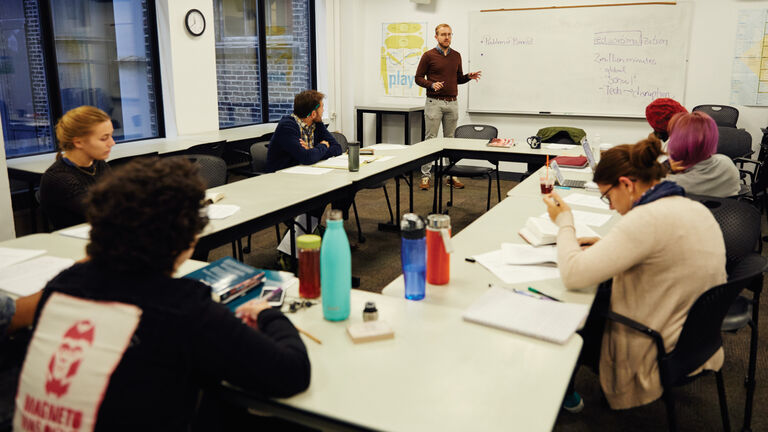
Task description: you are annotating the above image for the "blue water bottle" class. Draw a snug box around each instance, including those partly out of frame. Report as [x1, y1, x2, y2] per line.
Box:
[401, 213, 426, 300]
[320, 209, 351, 321]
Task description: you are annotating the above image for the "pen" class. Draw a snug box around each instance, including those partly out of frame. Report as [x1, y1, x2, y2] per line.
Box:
[295, 326, 322, 344]
[465, 257, 476, 263]
[528, 287, 562, 302]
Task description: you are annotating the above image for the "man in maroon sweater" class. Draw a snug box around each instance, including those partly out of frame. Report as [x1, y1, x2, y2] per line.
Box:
[415, 23, 481, 190]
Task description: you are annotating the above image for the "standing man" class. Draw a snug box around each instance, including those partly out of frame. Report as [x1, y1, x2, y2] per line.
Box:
[415, 23, 481, 190]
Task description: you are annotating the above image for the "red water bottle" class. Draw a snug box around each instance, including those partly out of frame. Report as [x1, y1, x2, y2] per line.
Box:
[426, 214, 452, 285]
[297, 234, 321, 298]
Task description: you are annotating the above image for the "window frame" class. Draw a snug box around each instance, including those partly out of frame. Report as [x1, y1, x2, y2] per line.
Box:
[215, 0, 317, 130]
[5, 0, 166, 159]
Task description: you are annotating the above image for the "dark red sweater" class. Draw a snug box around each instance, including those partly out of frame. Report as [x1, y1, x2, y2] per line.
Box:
[414, 48, 470, 98]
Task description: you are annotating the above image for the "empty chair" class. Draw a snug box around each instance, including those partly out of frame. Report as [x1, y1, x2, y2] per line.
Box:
[184, 140, 226, 158]
[693, 105, 739, 128]
[447, 124, 501, 211]
[606, 276, 750, 432]
[717, 127, 752, 160]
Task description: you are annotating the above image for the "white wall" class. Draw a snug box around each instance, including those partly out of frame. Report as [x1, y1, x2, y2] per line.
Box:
[329, 0, 768, 171]
[0, 117, 17, 240]
[156, 0, 219, 136]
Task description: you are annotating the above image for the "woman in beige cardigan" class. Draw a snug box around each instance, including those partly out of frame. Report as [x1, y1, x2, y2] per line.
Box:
[543, 137, 727, 412]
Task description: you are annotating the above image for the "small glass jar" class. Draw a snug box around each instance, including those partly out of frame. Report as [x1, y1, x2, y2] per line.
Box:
[297, 234, 321, 298]
[363, 302, 378, 321]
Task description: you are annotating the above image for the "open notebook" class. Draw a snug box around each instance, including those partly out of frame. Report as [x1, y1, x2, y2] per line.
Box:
[463, 286, 590, 344]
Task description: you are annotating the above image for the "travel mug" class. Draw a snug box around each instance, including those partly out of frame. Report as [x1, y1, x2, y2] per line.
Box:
[400, 213, 426, 300]
[348, 142, 360, 172]
[426, 214, 453, 285]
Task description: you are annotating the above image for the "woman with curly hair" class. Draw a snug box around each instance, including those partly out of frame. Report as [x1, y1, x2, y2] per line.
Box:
[19, 157, 310, 430]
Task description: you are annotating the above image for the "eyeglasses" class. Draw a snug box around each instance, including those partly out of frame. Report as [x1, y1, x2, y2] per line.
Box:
[599, 184, 616, 205]
[287, 299, 316, 313]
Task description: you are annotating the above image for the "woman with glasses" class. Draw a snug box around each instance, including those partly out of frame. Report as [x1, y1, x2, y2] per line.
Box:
[542, 136, 727, 413]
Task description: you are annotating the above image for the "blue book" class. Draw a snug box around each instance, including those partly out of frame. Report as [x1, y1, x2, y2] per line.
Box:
[183, 257, 295, 304]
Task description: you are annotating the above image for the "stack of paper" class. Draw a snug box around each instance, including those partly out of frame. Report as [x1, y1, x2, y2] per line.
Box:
[463, 286, 589, 344]
[472, 249, 560, 285]
[207, 204, 240, 220]
[0, 256, 75, 297]
[314, 154, 378, 169]
[501, 243, 557, 265]
[518, 216, 599, 246]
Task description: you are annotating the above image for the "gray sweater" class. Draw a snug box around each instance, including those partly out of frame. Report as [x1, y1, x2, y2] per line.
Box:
[666, 154, 741, 197]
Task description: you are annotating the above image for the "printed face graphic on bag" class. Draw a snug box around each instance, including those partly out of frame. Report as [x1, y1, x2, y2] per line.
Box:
[45, 320, 95, 398]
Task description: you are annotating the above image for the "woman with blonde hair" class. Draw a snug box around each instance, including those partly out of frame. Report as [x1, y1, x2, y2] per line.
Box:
[39, 106, 114, 229]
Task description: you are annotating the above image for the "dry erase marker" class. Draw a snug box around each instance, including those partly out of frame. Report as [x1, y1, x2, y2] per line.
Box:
[465, 257, 476, 263]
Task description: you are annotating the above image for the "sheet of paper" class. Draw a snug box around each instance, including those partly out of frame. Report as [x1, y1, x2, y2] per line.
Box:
[281, 166, 334, 175]
[58, 225, 91, 240]
[559, 166, 592, 173]
[0, 248, 46, 270]
[463, 286, 590, 344]
[207, 204, 240, 220]
[501, 243, 557, 265]
[368, 144, 408, 150]
[0, 256, 76, 297]
[538, 210, 611, 227]
[473, 249, 560, 285]
[374, 156, 395, 163]
[564, 193, 610, 210]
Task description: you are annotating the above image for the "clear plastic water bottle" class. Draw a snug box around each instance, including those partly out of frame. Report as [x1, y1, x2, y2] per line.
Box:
[320, 209, 351, 321]
[400, 213, 426, 300]
[592, 133, 602, 163]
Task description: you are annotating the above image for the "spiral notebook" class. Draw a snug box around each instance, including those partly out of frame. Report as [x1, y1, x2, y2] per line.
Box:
[462, 286, 589, 344]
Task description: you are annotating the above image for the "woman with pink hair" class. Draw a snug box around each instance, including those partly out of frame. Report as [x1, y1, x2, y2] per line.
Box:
[666, 111, 741, 197]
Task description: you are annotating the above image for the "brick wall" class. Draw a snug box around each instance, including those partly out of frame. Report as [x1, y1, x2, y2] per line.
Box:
[215, 0, 312, 128]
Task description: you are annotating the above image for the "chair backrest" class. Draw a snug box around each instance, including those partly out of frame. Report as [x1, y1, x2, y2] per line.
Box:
[659, 278, 746, 387]
[688, 195, 761, 269]
[172, 154, 227, 188]
[249, 140, 270, 174]
[331, 131, 349, 152]
[716, 127, 752, 160]
[185, 140, 227, 158]
[454, 124, 499, 142]
[107, 152, 159, 170]
[692, 105, 739, 128]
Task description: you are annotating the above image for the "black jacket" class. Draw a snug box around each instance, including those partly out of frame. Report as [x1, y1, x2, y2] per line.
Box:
[264, 115, 342, 173]
[31, 261, 310, 431]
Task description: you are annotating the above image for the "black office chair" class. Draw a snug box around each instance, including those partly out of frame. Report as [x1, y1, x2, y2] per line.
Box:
[692, 105, 739, 128]
[689, 194, 765, 431]
[235, 141, 283, 254]
[734, 128, 768, 219]
[606, 277, 751, 432]
[717, 127, 752, 160]
[185, 140, 226, 158]
[332, 131, 393, 243]
[446, 124, 501, 211]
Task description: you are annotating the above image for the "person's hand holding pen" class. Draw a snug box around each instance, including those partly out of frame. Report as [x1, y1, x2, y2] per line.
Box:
[542, 191, 571, 222]
[235, 298, 272, 330]
[431, 81, 445, 91]
[468, 71, 482, 80]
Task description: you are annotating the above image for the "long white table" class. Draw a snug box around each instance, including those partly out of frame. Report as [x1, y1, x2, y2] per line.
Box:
[223, 289, 582, 432]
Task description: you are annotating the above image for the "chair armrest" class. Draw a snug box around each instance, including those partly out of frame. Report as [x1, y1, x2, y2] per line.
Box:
[605, 310, 667, 363]
[734, 157, 759, 170]
[739, 168, 755, 185]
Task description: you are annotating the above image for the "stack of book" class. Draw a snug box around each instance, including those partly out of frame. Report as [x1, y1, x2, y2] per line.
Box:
[183, 257, 287, 304]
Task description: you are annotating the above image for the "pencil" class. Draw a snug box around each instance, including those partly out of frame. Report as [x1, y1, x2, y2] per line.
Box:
[296, 326, 322, 344]
[528, 287, 562, 302]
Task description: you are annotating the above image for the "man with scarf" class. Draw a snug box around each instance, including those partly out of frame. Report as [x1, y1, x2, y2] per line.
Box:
[265, 90, 342, 173]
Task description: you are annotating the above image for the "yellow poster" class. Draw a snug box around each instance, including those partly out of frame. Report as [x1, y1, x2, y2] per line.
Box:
[381, 22, 427, 97]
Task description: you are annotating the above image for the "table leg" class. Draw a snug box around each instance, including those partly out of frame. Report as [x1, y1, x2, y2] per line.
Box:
[378, 178, 401, 233]
[375, 113, 382, 144]
[356, 110, 363, 146]
[409, 171, 414, 212]
[404, 112, 410, 145]
[420, 110, 425, 141]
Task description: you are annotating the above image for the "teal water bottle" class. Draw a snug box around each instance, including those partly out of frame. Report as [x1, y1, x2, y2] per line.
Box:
[320, 209, 351, 321]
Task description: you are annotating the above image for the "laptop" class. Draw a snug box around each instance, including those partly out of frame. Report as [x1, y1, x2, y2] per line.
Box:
[551, 138, 597, 189]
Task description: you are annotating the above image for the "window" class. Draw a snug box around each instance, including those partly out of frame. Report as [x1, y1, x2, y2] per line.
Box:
[0, 0, 163, 158]
[214, 0, 315, 128]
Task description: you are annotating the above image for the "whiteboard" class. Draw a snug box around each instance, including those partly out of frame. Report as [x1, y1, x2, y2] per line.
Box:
[467, 3, 693, 118]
